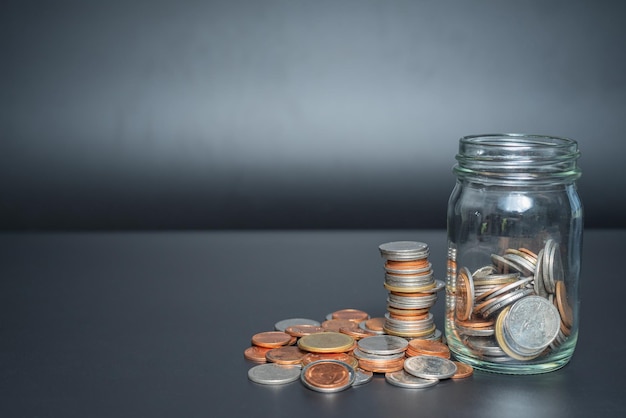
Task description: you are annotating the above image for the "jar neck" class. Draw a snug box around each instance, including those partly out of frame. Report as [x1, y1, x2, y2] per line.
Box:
[453, 134, 581, 186]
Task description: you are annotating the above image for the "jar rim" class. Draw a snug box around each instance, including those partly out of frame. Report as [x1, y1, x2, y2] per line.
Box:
[460, 133, 578, 148]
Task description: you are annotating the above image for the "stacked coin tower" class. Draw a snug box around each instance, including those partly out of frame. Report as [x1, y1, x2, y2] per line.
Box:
[378, 241, 444, 339]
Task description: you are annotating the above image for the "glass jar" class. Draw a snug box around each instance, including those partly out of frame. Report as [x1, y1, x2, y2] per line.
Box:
[445, 134, 583, 374]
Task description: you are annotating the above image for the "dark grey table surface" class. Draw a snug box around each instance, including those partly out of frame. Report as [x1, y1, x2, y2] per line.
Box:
[1, 229, 624, 417]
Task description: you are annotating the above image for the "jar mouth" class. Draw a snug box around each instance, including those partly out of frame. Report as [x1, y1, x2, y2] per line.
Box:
[454, 133, 581, 184]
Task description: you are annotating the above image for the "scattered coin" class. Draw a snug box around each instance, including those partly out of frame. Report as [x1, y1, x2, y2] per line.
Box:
[352, 368, 374, 386]
[298, 332, 355, 353]
[331, 308, 370, 322]
[451, 361, 474, 379]
[243, 346, 272, 363]
[274, 318, 321, 332]
[300, 360, 355, 393]
[404, 355, 457, 380]
[284, 324, 325, 337]
[385, 370, 439, 389]
[265, 346, 307, 365]
[247, 363, 301, 385]
[251, 331, 293, 348]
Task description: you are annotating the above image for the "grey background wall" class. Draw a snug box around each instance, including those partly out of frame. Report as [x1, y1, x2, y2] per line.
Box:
[1, 0, 625, 230]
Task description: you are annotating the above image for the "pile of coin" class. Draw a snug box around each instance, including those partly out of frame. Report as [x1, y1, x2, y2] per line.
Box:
[245, 308, 473, 392]
[378, 241, 444, 339]
[451, 239, 573, 362]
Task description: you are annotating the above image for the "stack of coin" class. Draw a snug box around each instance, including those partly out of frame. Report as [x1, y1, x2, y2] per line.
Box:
[453, 239, 572, 361]
[352, 335, 408, 373]
[379, 241, 444, 339]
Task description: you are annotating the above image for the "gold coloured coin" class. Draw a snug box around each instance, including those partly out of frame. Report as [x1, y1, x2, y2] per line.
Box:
[251, 331, 292, 348]
[298, 332, 356, 353]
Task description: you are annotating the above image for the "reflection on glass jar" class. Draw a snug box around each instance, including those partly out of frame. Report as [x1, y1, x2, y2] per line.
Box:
[445, 134, 583, 374]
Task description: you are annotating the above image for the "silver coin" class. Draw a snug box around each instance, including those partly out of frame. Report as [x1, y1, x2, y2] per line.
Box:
[247, 363, 301, 385]
[404, 355, 457, 380]
[475, 276, 533, 303]
[504, 295, 560, 352]
[464, 336, 505, 356]
[352, 368, 374, 386]
[473, 272, 521, 286]
[385, 370, 439, 389]
[357, 335, 408, 355]
[456, 323, 495, 337]
[274, 318, 321, 332]
[379, 241, 430, 260]
[481, 288, 534, 318]
[542, 240, 556, 294]
[352, 348, 406, 361]
[533, 249, 548, 298]
[503, 253, 536, 277]
[472, 265, 497, 279]
[300, 360, 355, 393]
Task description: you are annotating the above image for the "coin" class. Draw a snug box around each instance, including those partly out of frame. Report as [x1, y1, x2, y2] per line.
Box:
[504, 295, 560, 353]
[451, 361, 474, 379]
[494, 306, 540, 361]
[331, 308, 370, 322]
[247, 363, 301, 385]
[480, 287, 534, 318]
[533, 248, 548, 298]
[244, 346, 272, 363]
[285, 324, 325, 337]
[274, 318, 321, 332]
[300, 360, 355, 393]
[379, 241, 430, 261]
[251, 331, 293, 348]
[555, 280, 573, 329]
[265, 346, 307, 365]
[298, 332, 355, 353]
[385, 370, 439, 389]
[301, 352, 358, 369]
[352, 368, 374, 386]
[406, 339, 450, 359]
[361, 317, 386, 333]
[357, 335, 408, 355]
[403, 355, 457, 380]
[321, 319, 358, 333]
[455, 267, 474, 321]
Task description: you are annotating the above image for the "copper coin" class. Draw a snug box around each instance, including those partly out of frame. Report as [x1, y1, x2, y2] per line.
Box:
[251, 331, 292, 348]
[331, 309, 370, 322]
[301, 352, 358, 369]
[451, 361, 474, 379]
[265, 346, 307, 365]
[555, 280, 573, 329]
[386, 259, 430, 269]
[322, 319, 358, 332]
[406, 339, 450, 359]
[303, 360, 352, 388]
[364, 317, 386, 332]
[388, 312, 429, 321]
[285, 325, 325, 337]
[244, 346, 272, 363]
[339, 326, 377, 340]
[387, 306, 430, 317]
[455, 267, 474, 321]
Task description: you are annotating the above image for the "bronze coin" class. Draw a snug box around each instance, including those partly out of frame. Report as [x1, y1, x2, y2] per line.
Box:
[321, 319, 358, 332]
[364, 317, 386, 332]
[301, 352, 358, 369]
[555, 280, 573, 329]
[452, 361, 474, 379]
[285, 324, 325, 337]
[339, 326, 376, 340]
[251, 331, 292, 348]
[265, 346, 307, 365]
[331, 309, 370, 322]
[303, 361, 351, 389]
[386, 259, 430, 270]
[406, 339, 450, 359]
[243, 346, 271, 363]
